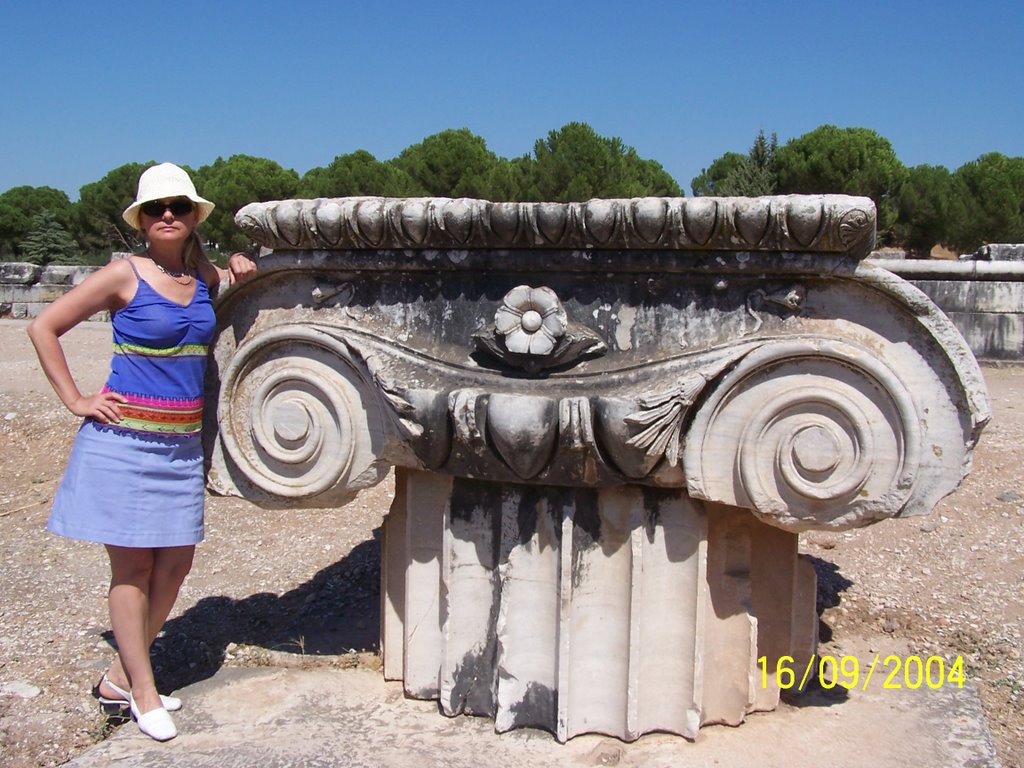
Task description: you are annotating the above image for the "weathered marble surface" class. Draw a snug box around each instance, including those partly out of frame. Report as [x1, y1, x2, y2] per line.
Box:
[208, 195, 989, 742]
[235, 195, 877, 257]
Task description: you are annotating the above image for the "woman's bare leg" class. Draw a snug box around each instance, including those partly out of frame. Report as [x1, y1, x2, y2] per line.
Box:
[105, 545, 161, 713]
[101, 546, 195, 705]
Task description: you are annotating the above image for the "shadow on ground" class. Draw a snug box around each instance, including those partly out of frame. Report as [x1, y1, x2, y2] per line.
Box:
[100, 529, 383, 699]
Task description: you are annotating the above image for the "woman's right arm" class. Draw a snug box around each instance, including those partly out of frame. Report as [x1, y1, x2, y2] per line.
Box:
[26, 260, 135, 423]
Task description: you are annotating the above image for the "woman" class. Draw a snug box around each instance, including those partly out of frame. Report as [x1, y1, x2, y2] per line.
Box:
[27, 163, 257, 741]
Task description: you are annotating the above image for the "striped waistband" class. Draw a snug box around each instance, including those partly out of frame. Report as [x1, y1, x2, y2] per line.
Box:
[103, 388, 204, 435]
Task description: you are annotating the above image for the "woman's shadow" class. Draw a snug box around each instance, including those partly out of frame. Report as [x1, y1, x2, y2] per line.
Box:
[102, 529, 384, 695]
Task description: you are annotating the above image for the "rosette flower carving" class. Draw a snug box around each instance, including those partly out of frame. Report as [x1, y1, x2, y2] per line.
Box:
[474, 285, 607, 373]
[495, 286, 567, 355]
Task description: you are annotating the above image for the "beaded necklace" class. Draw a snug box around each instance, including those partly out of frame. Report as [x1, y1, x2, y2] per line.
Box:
[146, 253, 193, 285]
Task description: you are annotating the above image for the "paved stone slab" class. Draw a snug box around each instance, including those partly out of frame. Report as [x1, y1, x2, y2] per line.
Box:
[67, 660, 1000, 768]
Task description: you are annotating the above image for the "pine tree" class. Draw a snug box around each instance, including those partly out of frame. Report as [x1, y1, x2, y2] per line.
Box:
[691, 130, 778, 197]
[20, 210, 82, 265]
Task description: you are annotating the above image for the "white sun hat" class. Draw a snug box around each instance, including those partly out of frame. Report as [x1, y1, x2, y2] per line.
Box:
[122, 162, 215, 230]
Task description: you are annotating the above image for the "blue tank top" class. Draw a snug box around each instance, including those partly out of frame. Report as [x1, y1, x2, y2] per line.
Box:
[103, 261, 216, 435]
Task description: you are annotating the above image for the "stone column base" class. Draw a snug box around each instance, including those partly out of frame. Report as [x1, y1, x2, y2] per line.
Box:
[381, 469, 817, 742]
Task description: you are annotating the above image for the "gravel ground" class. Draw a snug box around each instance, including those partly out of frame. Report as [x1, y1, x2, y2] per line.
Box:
[0, 320, 1020, 767]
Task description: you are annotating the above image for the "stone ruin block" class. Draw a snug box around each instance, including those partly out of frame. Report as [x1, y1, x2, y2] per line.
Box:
[205, 195, 989, 742]
[38, 264, 95, 286]
[0, 262, 42, 285]
[976, 243, 1024, 261]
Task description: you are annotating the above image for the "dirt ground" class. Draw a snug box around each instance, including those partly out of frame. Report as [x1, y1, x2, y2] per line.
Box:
[0, 320, 1020, 767]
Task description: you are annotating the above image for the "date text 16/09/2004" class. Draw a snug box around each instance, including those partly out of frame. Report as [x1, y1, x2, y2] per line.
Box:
[758, 655, 966, 692]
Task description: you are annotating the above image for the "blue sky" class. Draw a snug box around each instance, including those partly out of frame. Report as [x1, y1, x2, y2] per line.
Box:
[2, 0, 1021, 198]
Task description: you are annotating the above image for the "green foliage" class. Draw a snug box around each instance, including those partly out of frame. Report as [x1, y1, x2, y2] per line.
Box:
[528, 122, 680, 202]
[691, 153, 747, 196]
[298, 150, 424, 198]
[743, 130, 779, 195]
[483, 156, 535, 201]
[297, 125, 681, 204]
[691, 131, 778, 197]
[391, 129, 499, 198]
[20, 210, 82, 265]
[949, 153, 1024, 253]
[0, 186, 73, 260]
[894, 165, 964, 256]
[775, 125, 907, 235]
[75, 162, 153, 257]
[194, 155, 300, 252]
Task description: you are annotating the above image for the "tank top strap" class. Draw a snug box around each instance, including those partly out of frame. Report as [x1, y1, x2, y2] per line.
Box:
[126, 257, 142, 280]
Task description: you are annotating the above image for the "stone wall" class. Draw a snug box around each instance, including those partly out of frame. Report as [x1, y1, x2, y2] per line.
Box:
[868, 258, 1024, 361]
[0, 262, 106, 321]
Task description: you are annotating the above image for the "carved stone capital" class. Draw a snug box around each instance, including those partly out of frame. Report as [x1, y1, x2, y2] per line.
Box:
[209, 277, 988, 532]
[211, 191, 989, 743]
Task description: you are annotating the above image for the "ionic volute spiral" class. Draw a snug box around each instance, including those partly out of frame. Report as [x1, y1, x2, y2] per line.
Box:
[683, 339, 922, 531]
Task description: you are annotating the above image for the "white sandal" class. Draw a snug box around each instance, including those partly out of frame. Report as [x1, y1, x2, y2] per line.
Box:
[98, 675, 182, 712]
[130, 694, 177, 742]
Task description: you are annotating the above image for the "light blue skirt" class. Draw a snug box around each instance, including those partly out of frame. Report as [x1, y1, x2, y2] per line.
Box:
[48, 420, 205, 548]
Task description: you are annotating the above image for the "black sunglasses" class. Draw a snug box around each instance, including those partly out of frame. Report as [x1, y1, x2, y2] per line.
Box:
[140, 199, 194, 217]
